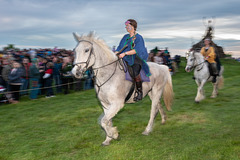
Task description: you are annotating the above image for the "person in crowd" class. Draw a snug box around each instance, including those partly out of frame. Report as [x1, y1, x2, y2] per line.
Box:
[115, 19, 151, 101]
[174, 55, 181, 68]
[147, 52, 154, 62]
[200, 38, 218, 83]
[52, 56, 62, 93]
[61, 57, 73, 94]
[29, 58, 40, 100]
[84, 68, 94, 90]
[1, 57, 15, 91]
[43, 62, 55, 98]
[38, 57, 47, 95]
[154, 51, 164, 65]
[8, 62, 23, 104]
[20, 57, 31, 95]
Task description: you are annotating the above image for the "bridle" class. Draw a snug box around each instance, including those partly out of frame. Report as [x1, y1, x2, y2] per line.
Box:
[73, 40, 95, 75]
[73, 39, 123, 92]
[187, 51, 205, 72]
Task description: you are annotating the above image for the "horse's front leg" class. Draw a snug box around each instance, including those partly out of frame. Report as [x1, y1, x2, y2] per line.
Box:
[100, 103, 123, 146]
[211, 81, 218, 98]
[195, 79, 206, 103]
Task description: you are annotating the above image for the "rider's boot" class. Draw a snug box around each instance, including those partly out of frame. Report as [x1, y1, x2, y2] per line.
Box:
[212, 76, 217, 83]
[133, 74, 143, 102]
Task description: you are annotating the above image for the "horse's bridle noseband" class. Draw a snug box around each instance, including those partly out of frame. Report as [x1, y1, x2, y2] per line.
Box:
[73, 40, 95, 75]
[187, 51, 205, 71]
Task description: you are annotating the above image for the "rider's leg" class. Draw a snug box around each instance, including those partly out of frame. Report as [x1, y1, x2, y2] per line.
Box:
[132, 64, 142, 101]
[211, 63, 218, 83]
[133, 74, 143, 101]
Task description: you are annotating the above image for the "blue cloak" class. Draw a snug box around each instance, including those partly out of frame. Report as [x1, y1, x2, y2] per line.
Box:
[116, 33, 151, 77]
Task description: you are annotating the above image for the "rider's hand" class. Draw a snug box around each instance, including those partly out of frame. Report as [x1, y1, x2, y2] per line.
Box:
[118, 53, 126, 59]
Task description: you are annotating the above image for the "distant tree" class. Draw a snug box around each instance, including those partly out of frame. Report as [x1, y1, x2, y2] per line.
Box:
[3, 44, 20, 51]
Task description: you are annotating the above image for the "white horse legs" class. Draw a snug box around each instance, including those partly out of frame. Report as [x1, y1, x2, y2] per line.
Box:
[100, 104, 123, 146]
[211, 81, 218, 98]
[143, 90, 165, 135]
[195, 80, 206, 102]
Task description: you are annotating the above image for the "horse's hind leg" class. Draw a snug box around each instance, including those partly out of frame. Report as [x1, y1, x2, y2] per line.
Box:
[142, 89, 164, 135]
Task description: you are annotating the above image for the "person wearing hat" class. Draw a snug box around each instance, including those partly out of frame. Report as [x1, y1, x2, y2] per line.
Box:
[115, 19, 151, 102]
[200, 38, 218, 83]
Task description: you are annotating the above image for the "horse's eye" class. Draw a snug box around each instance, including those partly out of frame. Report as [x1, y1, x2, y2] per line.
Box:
[85, 48, 89, 53]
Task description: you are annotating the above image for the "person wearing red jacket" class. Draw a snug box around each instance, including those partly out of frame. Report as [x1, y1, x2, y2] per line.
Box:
[43, 62, 55, 98]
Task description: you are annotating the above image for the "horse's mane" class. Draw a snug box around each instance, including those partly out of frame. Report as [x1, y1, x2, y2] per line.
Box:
[79, 32, 116, 61]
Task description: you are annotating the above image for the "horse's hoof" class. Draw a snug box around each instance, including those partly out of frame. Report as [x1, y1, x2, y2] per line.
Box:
[142, 131, 149, 136]
[210, 95, 216, 98]
[112, 132, 119, 140]
[161, 120, 166, 125]
[101, 142, 110, 146]
[195, 101, 200, 104]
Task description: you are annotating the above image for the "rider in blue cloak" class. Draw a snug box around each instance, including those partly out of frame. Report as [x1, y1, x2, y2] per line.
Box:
[116, 19, 151, 101]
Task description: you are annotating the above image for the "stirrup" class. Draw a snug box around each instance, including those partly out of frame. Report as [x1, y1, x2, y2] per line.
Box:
[133, 90, 142, 101]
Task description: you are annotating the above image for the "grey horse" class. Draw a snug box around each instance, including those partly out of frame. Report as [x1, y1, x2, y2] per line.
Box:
[185, 51, 224, 102]
[71, 32, 174, 146]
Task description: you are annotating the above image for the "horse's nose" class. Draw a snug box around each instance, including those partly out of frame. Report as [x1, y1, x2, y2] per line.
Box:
[185, 66, 190, 72]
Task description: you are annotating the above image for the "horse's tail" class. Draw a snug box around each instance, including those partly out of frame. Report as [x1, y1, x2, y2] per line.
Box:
[163, 71, 174, 111]
[218, 66, 224, 89]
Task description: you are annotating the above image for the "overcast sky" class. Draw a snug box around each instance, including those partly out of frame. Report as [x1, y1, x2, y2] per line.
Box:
[1, 0, 240, 57]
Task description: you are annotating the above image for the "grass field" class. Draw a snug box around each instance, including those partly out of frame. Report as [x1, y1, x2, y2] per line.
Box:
[0, 58, 240, 160]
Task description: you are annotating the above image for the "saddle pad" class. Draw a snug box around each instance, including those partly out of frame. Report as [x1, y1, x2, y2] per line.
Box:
[125, 68, 150, 82]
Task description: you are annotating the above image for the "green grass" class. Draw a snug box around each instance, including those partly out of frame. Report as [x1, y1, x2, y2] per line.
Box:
[0, 58, 240, 160]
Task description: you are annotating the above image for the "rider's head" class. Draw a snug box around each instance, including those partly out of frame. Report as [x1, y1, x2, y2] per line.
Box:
[204, 38, 211, 45]
[125, 19, 137, 31]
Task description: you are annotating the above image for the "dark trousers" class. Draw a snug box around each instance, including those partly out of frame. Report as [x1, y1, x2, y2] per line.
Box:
[45, 78, 54, 96]
[210, 63, 218, 75]
[131, 64, 141, 78]
[62, 78, 72, 94]
[10, 84, 21, 101]
[53, 75, 62, 93]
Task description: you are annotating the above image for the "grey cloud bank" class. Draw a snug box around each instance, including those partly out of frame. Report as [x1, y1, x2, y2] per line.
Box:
[0, 0, 240, 57]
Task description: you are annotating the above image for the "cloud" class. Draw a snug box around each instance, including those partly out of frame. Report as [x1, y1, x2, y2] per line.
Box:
[0, 0, 240, 57]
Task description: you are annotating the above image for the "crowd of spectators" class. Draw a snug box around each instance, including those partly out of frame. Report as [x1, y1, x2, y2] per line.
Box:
[0, 48, 94, 104]
[147, 49, 181, 74]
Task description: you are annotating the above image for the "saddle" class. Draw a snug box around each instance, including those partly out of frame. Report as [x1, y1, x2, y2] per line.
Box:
[122, 61, 150, 102]
[124, 62, 150, 82]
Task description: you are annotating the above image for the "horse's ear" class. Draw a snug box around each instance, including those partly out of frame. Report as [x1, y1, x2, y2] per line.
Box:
[73, 32, 81, 42]
[88, 31, 96, 38]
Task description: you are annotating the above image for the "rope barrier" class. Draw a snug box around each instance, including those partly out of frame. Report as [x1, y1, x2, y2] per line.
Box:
[0, 78, 92, 95]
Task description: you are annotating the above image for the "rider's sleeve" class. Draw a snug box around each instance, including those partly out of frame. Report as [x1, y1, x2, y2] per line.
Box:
[134, 34, 148, 61]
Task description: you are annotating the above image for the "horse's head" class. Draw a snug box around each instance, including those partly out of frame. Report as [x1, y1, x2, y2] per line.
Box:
[71, 32, 95, 79]
[185, 50, 196, 72]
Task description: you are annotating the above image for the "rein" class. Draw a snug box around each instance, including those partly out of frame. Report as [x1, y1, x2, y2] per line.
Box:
[187, 53, 205, 72]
